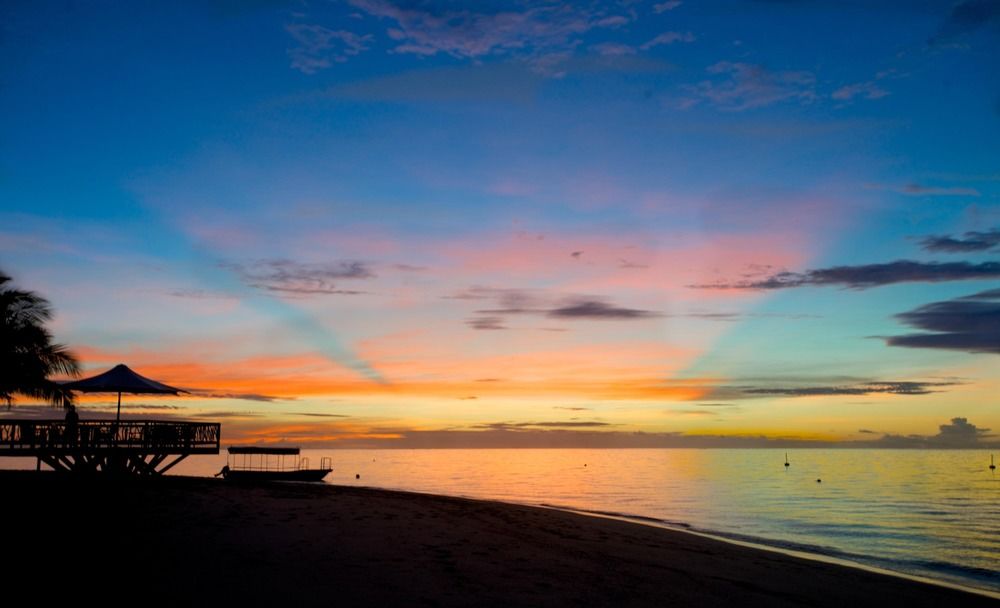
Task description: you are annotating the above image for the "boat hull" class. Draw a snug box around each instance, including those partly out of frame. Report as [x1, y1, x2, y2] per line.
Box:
[224, 469, 331, 482]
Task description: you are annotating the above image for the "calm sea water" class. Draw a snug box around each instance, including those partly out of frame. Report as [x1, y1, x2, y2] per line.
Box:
[7, 448, 999, 592]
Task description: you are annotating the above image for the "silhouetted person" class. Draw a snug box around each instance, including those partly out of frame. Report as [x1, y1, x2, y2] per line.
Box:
[215, 464, 230, 478]
[64, 404, 79, 446]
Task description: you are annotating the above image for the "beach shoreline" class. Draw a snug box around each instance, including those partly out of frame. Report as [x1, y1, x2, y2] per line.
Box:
[548, 505, 1000, 601]
[3, 471, 996, 607]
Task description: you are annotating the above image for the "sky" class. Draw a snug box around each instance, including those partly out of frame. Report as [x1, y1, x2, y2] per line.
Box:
[1, 0, 998, 448]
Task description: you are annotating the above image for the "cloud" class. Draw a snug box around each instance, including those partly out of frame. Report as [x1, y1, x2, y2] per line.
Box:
[274, 420, 999, 448]
[691, 260, 1000, 290]
[467, 289, 660, 323]
[680, 62, 817, 111]
[186, 390, 285, 402]
[736, 381, 954, 397]
[466, 316, 508, 330]
[884, 288, 1000, 354]
[900, 183, 981, 196]
[929, 0, 1000, 47]
[697, 378, 959, 401]
[933, 417, 992, 444]
[920, 228, 1000, 253]
[595, 15, 629, 28]
[591, 43, 636, 56]
[831, 81, 889, 102]
[224, 259, 374, 295]
[472, 421, 615, 431]
[547, 299, 660, 319]
[618, 258, 648, 269]
[164, 288, 238, 300]
[873, 417, 993, 448]
[640, 31, 695, 50]
[694, 377, 960, 401]
[346, 0, 625, 73]
[866, 182, 982, 197]
[286, 24, 373, 73]
[653, 1, 682, 13]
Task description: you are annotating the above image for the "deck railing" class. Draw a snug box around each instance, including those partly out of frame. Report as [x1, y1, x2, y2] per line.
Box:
[0, 420, 220, 454]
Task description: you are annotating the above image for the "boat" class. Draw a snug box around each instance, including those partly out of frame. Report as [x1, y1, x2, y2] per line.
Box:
[221, 446, 331, 482]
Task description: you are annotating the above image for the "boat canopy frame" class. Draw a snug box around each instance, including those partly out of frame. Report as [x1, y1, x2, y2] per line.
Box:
[227, 445, 327, 472]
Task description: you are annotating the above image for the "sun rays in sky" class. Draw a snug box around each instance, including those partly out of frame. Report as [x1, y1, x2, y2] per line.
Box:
[2, 1, 998, 446]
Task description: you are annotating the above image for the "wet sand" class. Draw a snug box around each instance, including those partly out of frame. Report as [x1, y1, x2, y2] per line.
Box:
[2, 471, 995, 607]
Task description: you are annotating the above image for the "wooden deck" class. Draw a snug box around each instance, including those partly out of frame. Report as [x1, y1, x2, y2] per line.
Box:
[0, 420, 220, 475]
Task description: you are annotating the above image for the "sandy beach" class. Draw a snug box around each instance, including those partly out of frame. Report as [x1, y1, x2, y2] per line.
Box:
[2, 471, 995, 607]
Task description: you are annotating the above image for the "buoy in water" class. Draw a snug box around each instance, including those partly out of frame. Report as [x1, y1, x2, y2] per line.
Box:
[816, 478, 822, 483]
[990, 454, 996, 471]
[356, 473, 360, 479]
[784, 452, 790, 468]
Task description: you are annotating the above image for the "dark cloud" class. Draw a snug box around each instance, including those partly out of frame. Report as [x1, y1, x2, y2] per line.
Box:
[186, 389, 284, 402]
[858, 429, 878, 434]
[885, 288, 1000, 354]
[705, 379, 957, 400]
[462, 288, 660, 325]
[553, 406, 591, 411]
[691, 260, 1000, 290]
[934, 417, 991, 445]
[69, 403, 186, 411]
[393, 263, 428, 272]
[920, 228, 1000, 253]
[681, 311, 820, 321]
[897, 183, 980, 197]
[547, 299, 659, 319]
[740, 381, 953, 397]
[291, 412, 351, 418]
[929, 0, 1000, 46]
[190, 411, 264, 419]
[472, 421, 615, 431]
[466, 316, 507, 330]
[873, 417, 993, 448]
[223, 259, 374, 295]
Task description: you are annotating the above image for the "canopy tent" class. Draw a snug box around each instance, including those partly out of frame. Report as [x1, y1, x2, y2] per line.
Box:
[62, 363, 186, 422]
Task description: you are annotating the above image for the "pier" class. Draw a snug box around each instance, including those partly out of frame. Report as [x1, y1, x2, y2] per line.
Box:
[0, 420, 220, 475]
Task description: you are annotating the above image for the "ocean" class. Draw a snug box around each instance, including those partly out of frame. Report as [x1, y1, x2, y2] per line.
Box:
[8, 448, 1000, 593]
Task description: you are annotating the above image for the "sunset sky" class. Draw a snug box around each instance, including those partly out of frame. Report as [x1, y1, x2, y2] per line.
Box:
[2, 1, 998, 447]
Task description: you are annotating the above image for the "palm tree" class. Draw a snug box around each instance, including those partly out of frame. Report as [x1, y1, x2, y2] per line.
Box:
[0, 270, 80, 408]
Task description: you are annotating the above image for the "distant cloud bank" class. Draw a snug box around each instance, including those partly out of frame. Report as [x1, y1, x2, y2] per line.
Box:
[691, 260, 1000, 290]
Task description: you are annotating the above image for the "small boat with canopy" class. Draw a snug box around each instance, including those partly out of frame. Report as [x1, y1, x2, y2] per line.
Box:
[222, 446, 331, 482]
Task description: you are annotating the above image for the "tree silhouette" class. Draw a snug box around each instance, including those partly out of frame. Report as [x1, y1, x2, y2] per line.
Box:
[0, 271, 79, 408]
